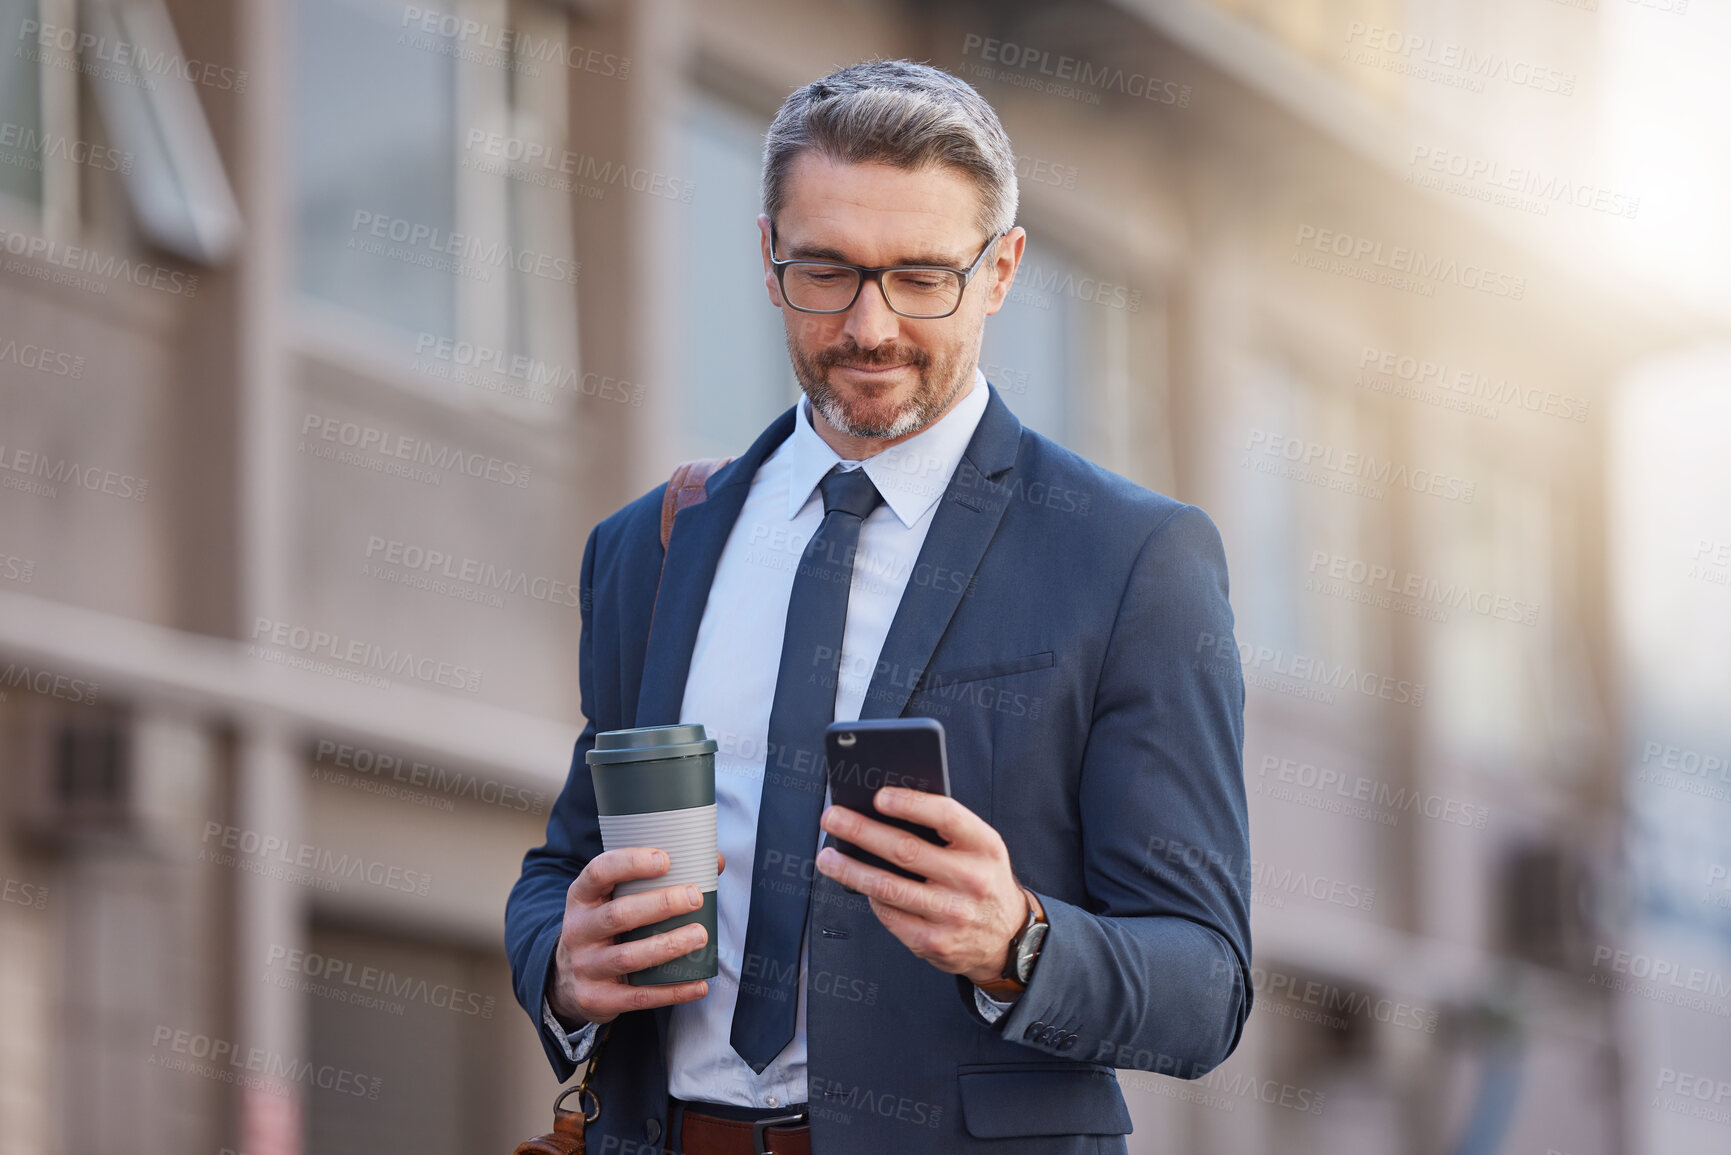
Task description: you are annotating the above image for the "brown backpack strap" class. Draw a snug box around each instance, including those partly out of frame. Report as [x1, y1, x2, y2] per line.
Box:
[660, 457, 734, 554]
[650, 456, 735, 635]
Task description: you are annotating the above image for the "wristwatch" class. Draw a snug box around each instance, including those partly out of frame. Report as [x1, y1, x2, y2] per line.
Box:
[975, 886, 1047, 998]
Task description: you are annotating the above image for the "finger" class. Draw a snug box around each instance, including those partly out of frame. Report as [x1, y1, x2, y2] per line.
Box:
[718, 850, 726, 874]
[570, 847, 669, 906]
[589, 881, 707, 939]
[820, 803, 957, 888]
[592, 921, 711, 980]
[815, 844, 965, 922]
[868, 895, 943, 956]
[874, 787, 982, 849]
[583, 976, 711, 1018]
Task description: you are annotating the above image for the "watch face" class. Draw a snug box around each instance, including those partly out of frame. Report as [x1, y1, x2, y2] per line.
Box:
[1015, 921, 1048, 982]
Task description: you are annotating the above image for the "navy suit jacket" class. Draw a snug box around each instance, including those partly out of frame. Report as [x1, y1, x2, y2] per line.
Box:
[506, 381, 1252, 1153]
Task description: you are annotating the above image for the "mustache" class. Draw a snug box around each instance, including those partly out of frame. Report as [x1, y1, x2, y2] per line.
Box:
[812, 341, 930, 372]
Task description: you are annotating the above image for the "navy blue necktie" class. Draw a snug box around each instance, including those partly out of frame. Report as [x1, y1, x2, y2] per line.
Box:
[731, 464, 885, 1073]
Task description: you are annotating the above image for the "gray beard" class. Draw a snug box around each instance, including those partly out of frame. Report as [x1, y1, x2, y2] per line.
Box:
[792, 342, 969, 440]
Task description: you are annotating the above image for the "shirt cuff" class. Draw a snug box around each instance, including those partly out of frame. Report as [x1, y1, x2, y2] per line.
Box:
[973, 984, 1017, 1024]
[541, 995, 601, 1065]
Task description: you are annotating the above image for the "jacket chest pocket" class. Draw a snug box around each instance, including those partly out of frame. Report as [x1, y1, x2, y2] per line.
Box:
[906, 651, 1057, 827]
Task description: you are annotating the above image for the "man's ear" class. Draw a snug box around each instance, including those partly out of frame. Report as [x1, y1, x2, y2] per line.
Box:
[759, 214, 786, 308]
[982, 226, 1026, 318]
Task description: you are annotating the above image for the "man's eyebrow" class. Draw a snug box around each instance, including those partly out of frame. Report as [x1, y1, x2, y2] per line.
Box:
[786, 240, 966, 267]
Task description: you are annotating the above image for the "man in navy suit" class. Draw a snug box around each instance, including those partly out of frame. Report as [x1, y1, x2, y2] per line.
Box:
[506, 59, 1250, 1154]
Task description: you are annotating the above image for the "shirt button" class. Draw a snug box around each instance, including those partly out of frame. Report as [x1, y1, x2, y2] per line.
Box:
[767, 1095, 780, 1107]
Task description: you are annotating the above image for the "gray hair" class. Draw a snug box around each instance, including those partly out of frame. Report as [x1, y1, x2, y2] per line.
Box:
[762, 59, 1018, 241]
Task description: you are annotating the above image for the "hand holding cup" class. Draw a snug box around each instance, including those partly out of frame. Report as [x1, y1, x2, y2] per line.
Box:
[549, 849, 726, 1027]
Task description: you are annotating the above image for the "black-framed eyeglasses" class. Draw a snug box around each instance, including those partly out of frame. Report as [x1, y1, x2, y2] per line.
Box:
[768, 224, 1006, 319]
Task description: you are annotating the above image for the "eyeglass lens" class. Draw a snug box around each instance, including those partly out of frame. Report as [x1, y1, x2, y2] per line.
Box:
[781, 264, 961, 317]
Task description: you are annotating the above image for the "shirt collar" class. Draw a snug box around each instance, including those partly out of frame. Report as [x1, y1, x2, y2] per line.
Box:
[787, 367, 990, 528]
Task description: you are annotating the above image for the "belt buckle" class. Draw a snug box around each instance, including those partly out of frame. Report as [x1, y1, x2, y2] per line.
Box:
[750, 1109, 808, 1155]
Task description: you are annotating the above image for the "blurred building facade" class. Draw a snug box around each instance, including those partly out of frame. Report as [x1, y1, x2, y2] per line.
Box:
[0, 1, 1717, 1153]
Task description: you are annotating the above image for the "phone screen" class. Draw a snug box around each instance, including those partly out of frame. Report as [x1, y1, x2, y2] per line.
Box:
[823, 717, 952, 884]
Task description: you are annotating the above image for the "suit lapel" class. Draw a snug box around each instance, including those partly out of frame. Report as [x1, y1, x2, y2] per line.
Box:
[859, 381, 1024, 721]
[633, 406, 798, 728]
[634, 380, 1025, 728]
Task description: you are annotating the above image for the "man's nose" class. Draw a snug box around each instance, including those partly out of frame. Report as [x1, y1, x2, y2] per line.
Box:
[842, 276, 902, 350]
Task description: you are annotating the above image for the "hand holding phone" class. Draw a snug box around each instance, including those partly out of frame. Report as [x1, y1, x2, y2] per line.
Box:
[823, 717, 952, 884]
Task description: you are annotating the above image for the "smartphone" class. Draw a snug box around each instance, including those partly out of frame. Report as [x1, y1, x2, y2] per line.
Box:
[823, 717, 952, 884]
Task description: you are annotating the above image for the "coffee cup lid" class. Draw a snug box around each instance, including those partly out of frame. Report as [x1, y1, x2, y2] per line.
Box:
[585, 723, 718, 765]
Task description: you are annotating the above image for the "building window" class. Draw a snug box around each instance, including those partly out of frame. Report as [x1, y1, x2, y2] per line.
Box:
[293, 0, 579, 418]
[674, 92, 798, 460]
[979, 235, 1081, 448]
[0, 0, 45, 213]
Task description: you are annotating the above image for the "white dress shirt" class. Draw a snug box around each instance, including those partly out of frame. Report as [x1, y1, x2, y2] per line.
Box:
[544, 368, 1015, 1101]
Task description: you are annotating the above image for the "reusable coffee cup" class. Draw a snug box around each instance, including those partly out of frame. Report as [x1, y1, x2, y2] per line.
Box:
[586, 723, 719, 985]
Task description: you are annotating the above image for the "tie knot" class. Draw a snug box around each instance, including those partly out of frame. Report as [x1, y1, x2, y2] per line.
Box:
[819, 466, 884, 521]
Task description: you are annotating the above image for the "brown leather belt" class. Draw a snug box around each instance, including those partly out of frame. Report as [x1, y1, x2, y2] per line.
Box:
[673, 1103, 810, 1155]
